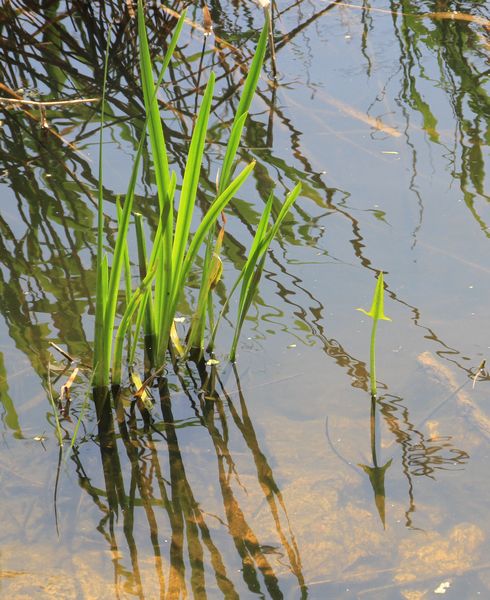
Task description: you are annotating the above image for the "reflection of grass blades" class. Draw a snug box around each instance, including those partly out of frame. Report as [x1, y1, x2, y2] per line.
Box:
[66, 391, 90, 461]
[47, 362, 63, 446]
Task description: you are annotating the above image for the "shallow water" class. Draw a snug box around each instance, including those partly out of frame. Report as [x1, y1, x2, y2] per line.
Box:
[1, 1, 490, 598]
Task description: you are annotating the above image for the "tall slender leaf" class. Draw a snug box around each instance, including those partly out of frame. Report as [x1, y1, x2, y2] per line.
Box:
[112, 265, 158, 386]
[93, 25, 113, 388]
[219, 19, 269, 193]
[229, 182, 302, 361]
[171, 73, 216, 285]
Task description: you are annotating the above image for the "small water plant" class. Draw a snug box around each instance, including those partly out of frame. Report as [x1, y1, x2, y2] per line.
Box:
[92, 1, 301, 390]
[357, 271, 391, 397]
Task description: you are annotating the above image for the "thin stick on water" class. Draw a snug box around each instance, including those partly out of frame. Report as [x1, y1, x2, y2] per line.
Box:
[472, 359, 486, 389]
[194, 3, 213, 115]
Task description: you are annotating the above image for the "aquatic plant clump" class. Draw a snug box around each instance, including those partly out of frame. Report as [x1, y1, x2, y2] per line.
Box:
[92, 1, 301, 389]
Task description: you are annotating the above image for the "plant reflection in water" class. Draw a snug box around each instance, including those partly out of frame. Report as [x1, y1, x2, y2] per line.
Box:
[327, 389, 470, 531]
[63, 362, 307, 599]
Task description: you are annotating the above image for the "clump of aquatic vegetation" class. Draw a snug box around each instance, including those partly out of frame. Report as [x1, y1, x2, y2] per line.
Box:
[92, 1, 301, 389]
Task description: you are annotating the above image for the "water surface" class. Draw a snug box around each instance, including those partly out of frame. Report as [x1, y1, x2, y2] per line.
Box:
[1, 1, 490, 598]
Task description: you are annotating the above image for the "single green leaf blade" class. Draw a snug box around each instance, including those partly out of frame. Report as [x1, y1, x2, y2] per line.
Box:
[356, 272, 391, 322]
[219, 19, 268, 193]
[172, 72, 216, 283]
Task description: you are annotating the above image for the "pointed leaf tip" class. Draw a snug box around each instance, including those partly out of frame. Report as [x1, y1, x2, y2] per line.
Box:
[357, 272, 391, 322]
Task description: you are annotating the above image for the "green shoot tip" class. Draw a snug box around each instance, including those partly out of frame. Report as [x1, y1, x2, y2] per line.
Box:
[357, 272, 391, 322]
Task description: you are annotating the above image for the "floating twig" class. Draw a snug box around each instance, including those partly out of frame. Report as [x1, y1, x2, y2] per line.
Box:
[0, 96, 100, 107]
[202, 3, 213, 36]
[60, 366, 80, 402]
[131, 370, 154, 411]
[0, 83, 82, 152]
[49, 341, 75, 363]
[159, 4, 240, 54]
[133, 364, 166, 398]
[48, 341, 91, 369]
[472, 359, 486, 390]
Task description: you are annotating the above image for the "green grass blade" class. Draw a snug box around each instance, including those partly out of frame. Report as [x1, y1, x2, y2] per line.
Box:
[148, 170, 176, 274]
[151, 73, 216, 364]
[137, 0, 171, 205]
[133, 186, 171, 366]
[135, 213, 154, 337]
[188, 221, 218, 358]
[229, 183, 302, 361]
[102, 137, 145, 380]
[138, 1, 182, 367]
[208, 192, 273, 352]
[229, 254, 267, 362]
[234, 202, 273, 322]
[94, 252, 109, 387]
[135, 212, 157, 368]
[219, 112, 248, 194]
[153, 171, 176, 363]
[356, 271, 391, 322]
[236, 190, 274, 314]
[207, 271, 242, 354]
[263, 182, 302, 246]
[117, 197, 133, 304]
[205, 237, 224, 300]
[171, 72, 216, 286]
[356, 271, 391, 397]
[93, 25, 113, 388]
[129, 290, 149, 366]
[188, 207, 227, 357]
[117, 197, 133, 360]
[94, 254, 109, 383]
[155, 11, 186, 91]
[112, 265, 158, 386]
[219, 20, 268, 193]
[186, 240, 214, 357]
[176, 161, 255, 304]
[252, 192, 274, 253]
[101, 254, 109, 302]
[154, 161, 254, 363]
[234, 183, 301, 318]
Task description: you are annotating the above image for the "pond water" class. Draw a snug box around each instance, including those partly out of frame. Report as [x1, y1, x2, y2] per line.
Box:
[1, 1, 490, 598]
